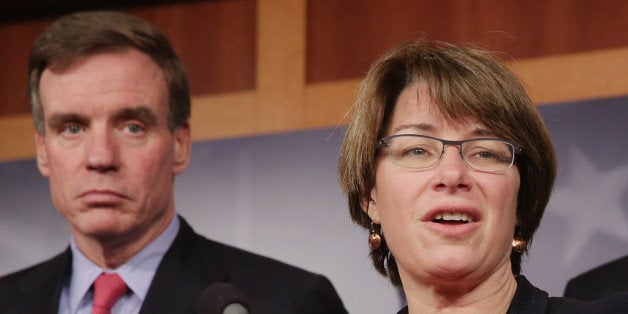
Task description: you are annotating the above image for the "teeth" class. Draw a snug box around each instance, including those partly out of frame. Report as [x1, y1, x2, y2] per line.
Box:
[434, 212, 472, 222]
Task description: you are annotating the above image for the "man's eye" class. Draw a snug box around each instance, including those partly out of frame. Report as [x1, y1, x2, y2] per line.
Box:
[62, 124, 82, 135]
[126, 123, 144, 133]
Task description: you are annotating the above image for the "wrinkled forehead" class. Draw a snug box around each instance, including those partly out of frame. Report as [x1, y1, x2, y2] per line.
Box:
[38, 49, 169, 116]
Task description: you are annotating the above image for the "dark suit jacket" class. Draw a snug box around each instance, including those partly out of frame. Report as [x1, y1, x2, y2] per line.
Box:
[396, 275, 628, 314]
[564, 254, 628, 301]
[0, 217, 347, 314]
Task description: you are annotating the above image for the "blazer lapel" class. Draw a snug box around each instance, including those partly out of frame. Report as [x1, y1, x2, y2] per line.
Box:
[140, 217, 229, 313]
[11, 249, 70, 314]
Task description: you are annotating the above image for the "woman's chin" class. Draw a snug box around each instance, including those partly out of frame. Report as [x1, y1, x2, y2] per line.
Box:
[421, 254, 480, 282]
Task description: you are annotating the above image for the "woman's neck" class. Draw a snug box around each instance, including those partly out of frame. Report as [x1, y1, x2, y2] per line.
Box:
[402, 262, 518, 314]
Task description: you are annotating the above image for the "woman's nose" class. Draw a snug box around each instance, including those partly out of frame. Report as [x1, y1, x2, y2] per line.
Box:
[433, 146, 471, 191]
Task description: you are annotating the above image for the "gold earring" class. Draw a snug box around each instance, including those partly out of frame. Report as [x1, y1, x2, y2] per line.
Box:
[512, 238, 526, 253]
[369, 222, 382, 250]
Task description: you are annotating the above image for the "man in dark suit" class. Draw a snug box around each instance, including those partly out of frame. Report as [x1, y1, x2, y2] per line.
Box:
[0, 11, 346, 314]
[564, 254, 628, 301]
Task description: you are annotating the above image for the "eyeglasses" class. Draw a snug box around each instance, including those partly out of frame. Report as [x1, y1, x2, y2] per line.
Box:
[377, 134, 522, 173]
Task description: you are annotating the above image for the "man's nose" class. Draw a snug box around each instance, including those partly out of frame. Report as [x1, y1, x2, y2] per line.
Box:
[85, 129, 119, 172]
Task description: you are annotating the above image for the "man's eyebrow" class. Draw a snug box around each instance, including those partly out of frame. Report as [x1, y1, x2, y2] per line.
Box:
[112, 106, 159, 126]
[46, 113, 88, 129]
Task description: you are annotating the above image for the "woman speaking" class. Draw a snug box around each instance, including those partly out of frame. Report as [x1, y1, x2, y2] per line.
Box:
[338, 40, 628, 313]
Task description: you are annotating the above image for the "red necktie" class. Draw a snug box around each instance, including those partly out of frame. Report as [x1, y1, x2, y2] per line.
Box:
[92, 273, 127, 314]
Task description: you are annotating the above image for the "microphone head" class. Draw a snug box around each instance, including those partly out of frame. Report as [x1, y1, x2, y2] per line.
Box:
[197, 282, 250, 314]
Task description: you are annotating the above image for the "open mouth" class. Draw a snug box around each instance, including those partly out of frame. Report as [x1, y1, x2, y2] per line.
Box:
[431, 212, 473, 224]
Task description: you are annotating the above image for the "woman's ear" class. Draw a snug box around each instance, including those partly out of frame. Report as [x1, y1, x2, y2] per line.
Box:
[362, 186, 381, 223]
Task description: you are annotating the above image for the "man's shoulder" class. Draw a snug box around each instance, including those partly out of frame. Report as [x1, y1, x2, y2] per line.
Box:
[564, 255, 628, 300]
[512, 276, 628, 314]
[569, 255, 628, 284]
[0, 249, 69, 313]
[177, 218, 321, 280]
[0, 249, 69, 288]
[173, 219, 346, 313]
[188, 228, 322, 284]
[206, 239, 346, 313]
[548, 292, 628, 314]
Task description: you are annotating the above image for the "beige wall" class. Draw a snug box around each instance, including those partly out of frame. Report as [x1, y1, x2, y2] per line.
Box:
[1, 0, 628, 161]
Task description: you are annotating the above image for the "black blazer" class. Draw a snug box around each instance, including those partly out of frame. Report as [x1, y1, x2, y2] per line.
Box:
[396, 275, 628, 314]
[0, 217, 347, 314]
[564, 254, 628, 301]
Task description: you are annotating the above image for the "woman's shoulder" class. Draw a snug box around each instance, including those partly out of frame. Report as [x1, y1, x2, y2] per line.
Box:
[398, 276, 627, 314]
[513, 275, 628, 313]
[548, 292, 628, 314]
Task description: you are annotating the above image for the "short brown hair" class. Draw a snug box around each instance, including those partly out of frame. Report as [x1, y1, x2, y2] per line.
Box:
[29, 10, 190, 134]
[338, 40, 557, 286]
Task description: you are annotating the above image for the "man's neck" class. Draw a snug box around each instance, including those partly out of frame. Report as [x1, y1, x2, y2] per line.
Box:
[72, 214, 174, 269]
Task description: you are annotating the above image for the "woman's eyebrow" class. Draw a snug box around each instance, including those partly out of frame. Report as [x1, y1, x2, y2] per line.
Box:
[392, 124, 497, 138]
[470, 127, 496, 137]
[392, 123, 434, 134]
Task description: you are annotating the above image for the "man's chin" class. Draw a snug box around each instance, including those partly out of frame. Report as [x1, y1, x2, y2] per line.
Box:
[71, 212, 131, 239]
[79, 225, 127, 240]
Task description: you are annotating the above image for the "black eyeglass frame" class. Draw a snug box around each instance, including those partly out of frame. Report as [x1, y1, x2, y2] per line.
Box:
[377, 134, 523, 172]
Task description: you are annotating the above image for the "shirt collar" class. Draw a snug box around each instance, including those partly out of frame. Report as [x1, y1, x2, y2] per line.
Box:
[68, 215, 180, 313]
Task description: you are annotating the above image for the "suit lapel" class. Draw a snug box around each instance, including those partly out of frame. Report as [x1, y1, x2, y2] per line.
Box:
[140, 217, 229, 313]
[13, 249, 70, 314]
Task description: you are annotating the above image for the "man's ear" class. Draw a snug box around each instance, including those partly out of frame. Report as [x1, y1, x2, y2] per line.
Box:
[173, 122, 191, 175]
[362, 186, 381, 224]
[35, 132, 50, 177]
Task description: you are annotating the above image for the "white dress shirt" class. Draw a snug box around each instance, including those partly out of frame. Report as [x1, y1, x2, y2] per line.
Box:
[58, 216, 180, 314]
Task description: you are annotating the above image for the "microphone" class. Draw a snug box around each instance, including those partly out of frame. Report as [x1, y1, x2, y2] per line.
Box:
[196, 282, 250, 314]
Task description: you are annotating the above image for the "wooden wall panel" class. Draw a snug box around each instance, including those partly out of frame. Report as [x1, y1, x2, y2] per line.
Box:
[0, 0, 255, 116]
[307, 0, 628, 83]
[129, 0, 256, 96]
[256, 0, 306, 133]
[0, 19, 51, 116]
[1, 0, 627, 161]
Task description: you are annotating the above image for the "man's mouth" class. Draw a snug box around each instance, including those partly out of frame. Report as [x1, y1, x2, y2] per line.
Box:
[79, 189, 128, 206]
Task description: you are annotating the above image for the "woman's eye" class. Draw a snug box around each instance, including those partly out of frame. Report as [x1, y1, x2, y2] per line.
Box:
[469, 150, 510, 163]
[402, 147, 428, 157]
[476, 151, 496, 159]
